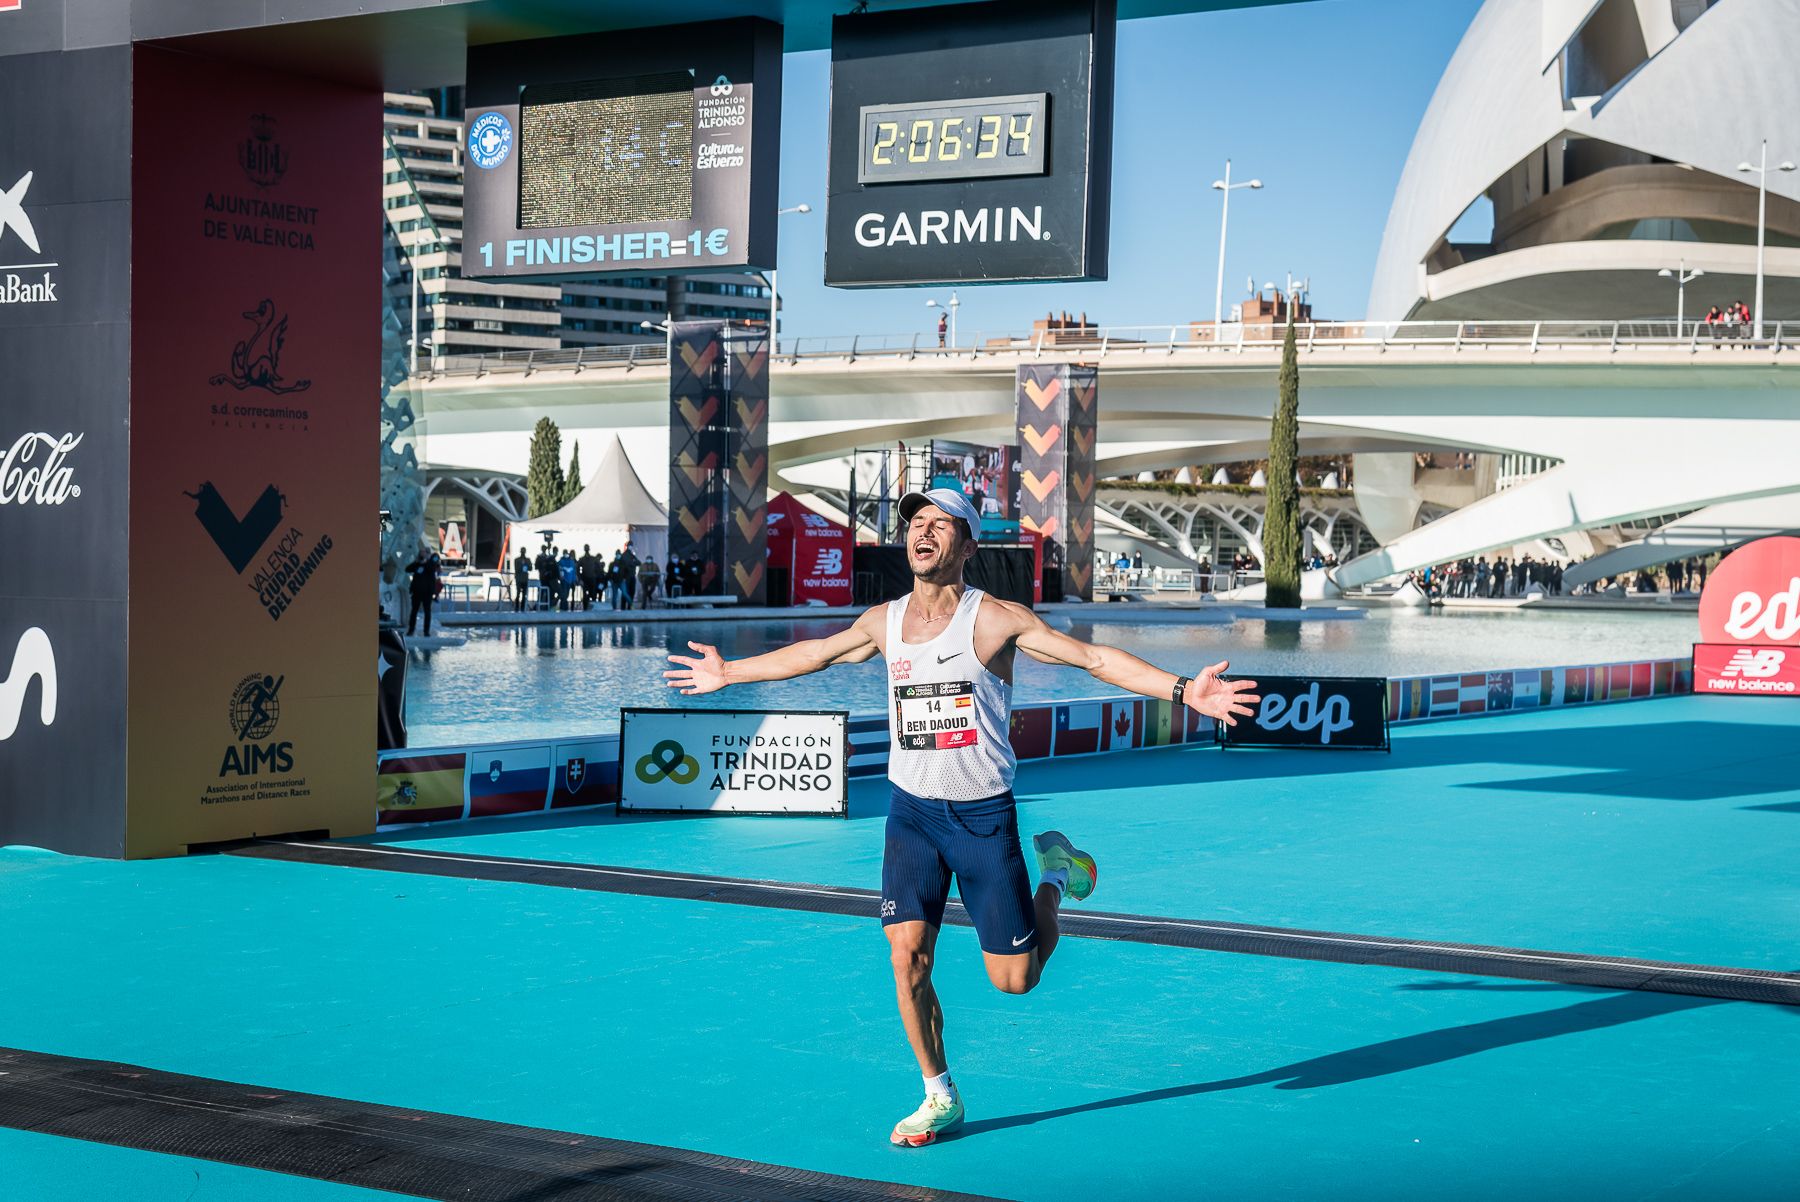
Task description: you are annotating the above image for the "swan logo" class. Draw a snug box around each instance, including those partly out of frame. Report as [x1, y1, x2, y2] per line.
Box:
[0, 627, 56, 742]
[1255, 683, 1354, 745]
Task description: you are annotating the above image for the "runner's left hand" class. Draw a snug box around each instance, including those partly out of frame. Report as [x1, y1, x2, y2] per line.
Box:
[664, 641, 728, 695]
[1184, 660, 1260, 726]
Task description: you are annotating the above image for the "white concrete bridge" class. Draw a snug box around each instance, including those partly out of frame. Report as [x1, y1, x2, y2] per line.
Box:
[411, 320, 1800, 583]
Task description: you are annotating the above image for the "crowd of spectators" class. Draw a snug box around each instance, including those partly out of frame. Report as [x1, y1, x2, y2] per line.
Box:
[509, 542, 695, 612]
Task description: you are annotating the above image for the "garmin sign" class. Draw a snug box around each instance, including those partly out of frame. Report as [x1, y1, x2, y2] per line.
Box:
[1218, 676, 1390, 751]
[824, 0, 1115, 287]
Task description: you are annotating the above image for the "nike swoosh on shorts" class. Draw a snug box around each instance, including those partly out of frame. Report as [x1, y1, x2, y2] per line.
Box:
[1011, 930, 1034, 947]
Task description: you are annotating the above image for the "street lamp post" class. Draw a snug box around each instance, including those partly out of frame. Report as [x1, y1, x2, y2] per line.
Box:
[925, 292, 961, 349]
[1657, 260, 1704, 337]
[409, 239, 440, 373]
[768, 202, 812, 352]
[1736, 140, 1796, 341]
[1211, 160, 1262, 337]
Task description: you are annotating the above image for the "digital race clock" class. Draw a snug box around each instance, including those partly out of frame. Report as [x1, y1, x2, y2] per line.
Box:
[857, 94, 1048, 184]
[825, 0, 1114, 288]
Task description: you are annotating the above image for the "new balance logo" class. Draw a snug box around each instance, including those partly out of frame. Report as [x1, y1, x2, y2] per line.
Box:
[1720, 647, 1786, 679]
[0, 627, 56, 742]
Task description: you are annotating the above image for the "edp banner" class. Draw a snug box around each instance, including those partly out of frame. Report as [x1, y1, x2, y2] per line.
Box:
[1218, 675, 1390, 751]
[618, 708, 848, 816]
[1692, 643, 1800, 697]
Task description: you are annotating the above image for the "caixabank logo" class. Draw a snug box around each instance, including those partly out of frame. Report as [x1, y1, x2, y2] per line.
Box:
[0, 170, 60, 307]
[220, 672, 292, 776]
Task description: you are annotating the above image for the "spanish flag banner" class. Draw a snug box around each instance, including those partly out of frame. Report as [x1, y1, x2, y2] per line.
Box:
[377, 753, 467, 825]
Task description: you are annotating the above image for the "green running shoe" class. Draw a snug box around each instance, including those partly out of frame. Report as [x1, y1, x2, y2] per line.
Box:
[890, 1093, 964, 1147]
[1033, 830, 1097, 901]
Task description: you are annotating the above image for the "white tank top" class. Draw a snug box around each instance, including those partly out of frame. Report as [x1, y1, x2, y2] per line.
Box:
[884, 588, 1014, 801]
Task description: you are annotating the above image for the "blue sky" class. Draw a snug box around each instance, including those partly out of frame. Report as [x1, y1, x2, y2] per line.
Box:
[769, 0, 1481, 339]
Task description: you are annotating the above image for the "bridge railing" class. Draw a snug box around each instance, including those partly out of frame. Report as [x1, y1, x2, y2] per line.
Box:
[420, 319, 1792, 378]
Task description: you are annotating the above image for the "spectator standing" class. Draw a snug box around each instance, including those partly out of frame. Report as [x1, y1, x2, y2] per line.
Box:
[619, 542, 640, 611]
[1475, 556, 1490, 598]
[578, 545, 602, 610]
[405, 550, 440, 636]
[535, 545, 556, 610]
[936, 312, 948, 347]
[512, 550, 531, 612]
[557, 547, 578, 611]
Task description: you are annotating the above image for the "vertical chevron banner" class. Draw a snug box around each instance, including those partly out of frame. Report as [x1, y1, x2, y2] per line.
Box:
[724, 326, 769, 604]
[668, 321, 768, 603]
[1016, 364, 1098, 601]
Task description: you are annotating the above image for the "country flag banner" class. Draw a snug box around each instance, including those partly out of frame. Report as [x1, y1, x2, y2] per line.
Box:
[468, 746, 552, 818]
[1428, 675, 1462, 716]
[1008, 706, 1055, 759]
[377, 753, 466, 825]
[1459, 674, 1488, 714]
[551, 737, 622, 808]
[1053, 702, 1102, 756]
[1100, 700, 1140, 752]
[1142, 698, 1176, 747]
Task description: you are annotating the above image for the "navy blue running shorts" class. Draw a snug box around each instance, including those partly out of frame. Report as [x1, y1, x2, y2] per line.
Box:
[881, 783, 1038, 956]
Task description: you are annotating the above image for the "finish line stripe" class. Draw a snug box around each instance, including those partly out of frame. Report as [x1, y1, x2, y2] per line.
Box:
[0, 1046, 1007, 1202]
[231, 840, 1800, 1007]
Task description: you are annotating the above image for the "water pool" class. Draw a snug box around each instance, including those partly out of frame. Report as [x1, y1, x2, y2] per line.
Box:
[404, 606, 1698, 745]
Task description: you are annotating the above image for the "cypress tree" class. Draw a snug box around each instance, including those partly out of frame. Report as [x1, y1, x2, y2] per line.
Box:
[562, 441, 584, 508]
[1263, 311, 1303, 608]
[526, 417, 566, 518]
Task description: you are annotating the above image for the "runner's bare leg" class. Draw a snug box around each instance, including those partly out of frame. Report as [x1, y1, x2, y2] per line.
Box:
[885, 921, 946, 1075]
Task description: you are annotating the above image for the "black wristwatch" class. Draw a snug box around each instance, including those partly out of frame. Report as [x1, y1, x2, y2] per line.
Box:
[1172, 675, 1192, 707]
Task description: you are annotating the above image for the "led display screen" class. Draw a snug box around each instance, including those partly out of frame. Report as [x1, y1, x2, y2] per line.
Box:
[858, 94, 1047, 184]
[520, 73, 694, 227]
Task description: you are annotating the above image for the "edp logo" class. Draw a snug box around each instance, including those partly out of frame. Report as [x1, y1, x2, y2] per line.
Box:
[1256, 683, 1353, 745]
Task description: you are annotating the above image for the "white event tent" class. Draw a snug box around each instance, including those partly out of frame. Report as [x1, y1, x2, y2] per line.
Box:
[506, 433, 669, 567]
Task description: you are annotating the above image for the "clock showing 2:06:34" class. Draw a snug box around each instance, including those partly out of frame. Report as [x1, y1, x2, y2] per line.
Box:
[856, 93, 1049, 185]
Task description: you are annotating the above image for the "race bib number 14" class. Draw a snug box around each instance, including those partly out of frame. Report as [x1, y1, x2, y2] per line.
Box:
[895, 681, 979, 750]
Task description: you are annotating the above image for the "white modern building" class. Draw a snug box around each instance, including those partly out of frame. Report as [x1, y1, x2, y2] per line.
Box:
[1368, 0, 1800, 323]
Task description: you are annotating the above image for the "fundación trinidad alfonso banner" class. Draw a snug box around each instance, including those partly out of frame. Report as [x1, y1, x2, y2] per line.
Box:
[1218, 675, 1390, 751]
[1694, 535, 1800, 697]
[125, 49, 378, 855]
[618, 708, 847, 815]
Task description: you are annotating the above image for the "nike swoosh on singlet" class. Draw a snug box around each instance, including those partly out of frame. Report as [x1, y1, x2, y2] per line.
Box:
[936, 652, 961, 663]
[1012, 931, 1034, 947]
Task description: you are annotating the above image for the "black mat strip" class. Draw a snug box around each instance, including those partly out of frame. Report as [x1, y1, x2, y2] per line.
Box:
[0, 1046, 1007, 1202]
[233, 840, 1800, 1007]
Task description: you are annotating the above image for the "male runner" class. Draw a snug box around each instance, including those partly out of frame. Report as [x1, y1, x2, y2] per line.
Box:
[665, 488, 1259, 1146]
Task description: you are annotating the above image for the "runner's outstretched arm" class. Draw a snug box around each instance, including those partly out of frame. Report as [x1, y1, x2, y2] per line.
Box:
[1004, 603, 1261, 724]
[664, 607, 883, 695]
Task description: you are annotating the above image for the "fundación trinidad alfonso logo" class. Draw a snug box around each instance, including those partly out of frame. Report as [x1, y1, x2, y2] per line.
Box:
[635, 739, 699, 785]
[239, 114, 288, 187]
[0, 627, 56, 743]
[467, 112, 512, 170]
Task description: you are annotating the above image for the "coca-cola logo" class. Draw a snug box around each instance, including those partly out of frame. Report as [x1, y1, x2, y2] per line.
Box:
[0, 432, 82, 506]
[1699, 537, 1800, 647]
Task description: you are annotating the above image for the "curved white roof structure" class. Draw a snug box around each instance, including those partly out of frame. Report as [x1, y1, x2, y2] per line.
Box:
[1369, 0, 1800, 321]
